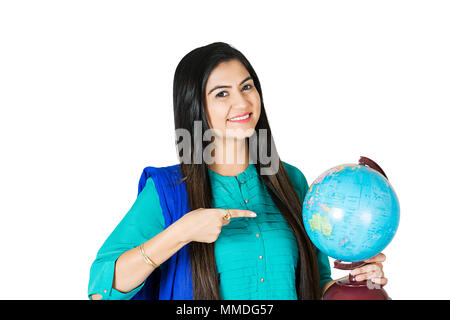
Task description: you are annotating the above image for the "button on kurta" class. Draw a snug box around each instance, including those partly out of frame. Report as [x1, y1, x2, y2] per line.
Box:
[260, 278, 264, 283]
[256, 233, 260, 238]
[245, 199, 249, 203]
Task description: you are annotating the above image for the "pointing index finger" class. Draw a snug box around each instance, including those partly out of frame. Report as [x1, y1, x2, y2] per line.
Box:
[228, 209, 257, 218]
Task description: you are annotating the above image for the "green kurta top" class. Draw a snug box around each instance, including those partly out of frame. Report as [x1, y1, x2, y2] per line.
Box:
[88, 161, 332, 300]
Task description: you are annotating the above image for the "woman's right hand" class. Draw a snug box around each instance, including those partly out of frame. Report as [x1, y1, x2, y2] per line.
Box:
[178, 208, 257, 243]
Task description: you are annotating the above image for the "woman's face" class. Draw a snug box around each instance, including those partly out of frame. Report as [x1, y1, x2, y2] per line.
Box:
[204, 59, 261, 140]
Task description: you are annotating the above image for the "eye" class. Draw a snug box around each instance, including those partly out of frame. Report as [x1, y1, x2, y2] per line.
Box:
[216, 91, 228, 98]
[242, 84, 253, 91]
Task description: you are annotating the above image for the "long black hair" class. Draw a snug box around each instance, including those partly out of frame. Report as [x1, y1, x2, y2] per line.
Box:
[173, 42, 320, 300]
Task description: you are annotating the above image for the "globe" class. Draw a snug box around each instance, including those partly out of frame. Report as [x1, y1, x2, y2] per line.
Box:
[302, 163, 400, 263]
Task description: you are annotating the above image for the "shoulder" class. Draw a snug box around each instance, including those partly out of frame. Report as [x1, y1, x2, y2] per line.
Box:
[281, 160, 309, 200]
[134, 176, 163, 214]
[138, 163, 181, 192]
[281, 160, 309, 186]
[135, 166, 166, 213]
[140, 176, 157, 195]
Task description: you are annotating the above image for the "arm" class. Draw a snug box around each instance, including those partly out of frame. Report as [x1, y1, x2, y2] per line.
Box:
[92, 221, 187, 298]
[91, 218, 190, 299]
[88, 177, 168, 300]
[112, 219, 189, 295]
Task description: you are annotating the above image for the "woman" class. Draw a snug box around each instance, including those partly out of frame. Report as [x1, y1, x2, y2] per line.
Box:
[88, 42, 387, 300]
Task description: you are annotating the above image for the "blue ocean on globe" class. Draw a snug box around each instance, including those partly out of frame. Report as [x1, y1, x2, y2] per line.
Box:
[302, 164, 400, 262]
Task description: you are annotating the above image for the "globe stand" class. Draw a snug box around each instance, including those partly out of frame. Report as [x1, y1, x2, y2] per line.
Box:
[322, 260, 391, 300]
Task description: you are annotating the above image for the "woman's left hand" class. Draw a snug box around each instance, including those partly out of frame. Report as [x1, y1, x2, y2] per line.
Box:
[350, 252, 388, 286]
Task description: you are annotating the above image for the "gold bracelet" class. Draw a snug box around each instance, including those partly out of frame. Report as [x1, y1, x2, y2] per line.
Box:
[139, 244, 160, 268]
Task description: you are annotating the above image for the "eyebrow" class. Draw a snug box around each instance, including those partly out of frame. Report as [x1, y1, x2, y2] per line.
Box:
[207, 76, 253, 95]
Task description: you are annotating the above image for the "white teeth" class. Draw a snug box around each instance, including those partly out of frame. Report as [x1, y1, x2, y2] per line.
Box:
[229, 113, 250, 121]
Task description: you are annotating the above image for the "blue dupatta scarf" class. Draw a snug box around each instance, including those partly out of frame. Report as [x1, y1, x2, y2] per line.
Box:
[131, 164, 193, 300]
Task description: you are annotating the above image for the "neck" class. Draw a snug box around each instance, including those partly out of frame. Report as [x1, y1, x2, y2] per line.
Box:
[208, 137, 249, 177]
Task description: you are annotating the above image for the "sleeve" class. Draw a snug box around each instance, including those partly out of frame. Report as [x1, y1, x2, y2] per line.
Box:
[87, 177, 165, 300]
[282, 161, 333, 292]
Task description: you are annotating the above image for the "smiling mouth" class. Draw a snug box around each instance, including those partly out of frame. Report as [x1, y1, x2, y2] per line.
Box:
[228, 112, 252, 122]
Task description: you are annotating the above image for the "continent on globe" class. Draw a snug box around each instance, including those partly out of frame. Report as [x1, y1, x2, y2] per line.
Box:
[308, 213, 333, 237]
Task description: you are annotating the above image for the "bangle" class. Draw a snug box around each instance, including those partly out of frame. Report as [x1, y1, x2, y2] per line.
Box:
[138, 244, 160, 268]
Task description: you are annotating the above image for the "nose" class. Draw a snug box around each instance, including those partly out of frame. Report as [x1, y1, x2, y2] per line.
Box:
[230, 89, 250, 110]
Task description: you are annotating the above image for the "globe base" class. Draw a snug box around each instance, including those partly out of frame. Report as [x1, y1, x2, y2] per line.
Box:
[322, 278, 390, 300]
[322, 259, 391, 300]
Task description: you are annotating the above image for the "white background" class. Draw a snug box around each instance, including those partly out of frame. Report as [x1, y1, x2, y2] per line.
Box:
[1, 1, 449, 299]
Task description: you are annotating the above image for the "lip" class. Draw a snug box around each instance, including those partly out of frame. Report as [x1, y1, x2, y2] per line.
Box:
[228, 112, 252, 123]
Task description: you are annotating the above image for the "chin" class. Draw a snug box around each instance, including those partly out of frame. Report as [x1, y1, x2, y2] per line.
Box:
[230, 128, 256, 140]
